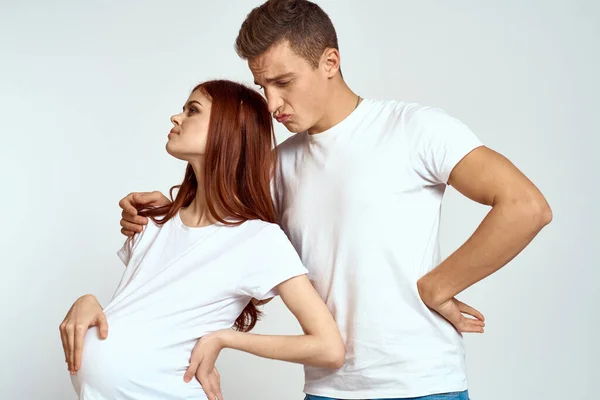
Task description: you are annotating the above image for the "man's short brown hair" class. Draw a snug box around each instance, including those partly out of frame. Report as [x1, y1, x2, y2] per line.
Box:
[235, 0, 339, 69]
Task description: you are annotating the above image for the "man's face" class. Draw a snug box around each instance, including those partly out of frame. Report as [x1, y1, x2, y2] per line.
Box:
[249, 41, 329, 134]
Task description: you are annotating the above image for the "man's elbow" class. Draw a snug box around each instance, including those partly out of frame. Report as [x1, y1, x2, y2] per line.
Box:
[530, 194, 553, 228]
[517, 192, 552, 229]
[538, 201, 553, 227]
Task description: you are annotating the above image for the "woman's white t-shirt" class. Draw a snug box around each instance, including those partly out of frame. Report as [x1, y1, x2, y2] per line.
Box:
[71, 212, 307, 400]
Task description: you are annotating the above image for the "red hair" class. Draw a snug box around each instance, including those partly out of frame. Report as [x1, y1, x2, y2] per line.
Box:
[140, 80, 277, 332]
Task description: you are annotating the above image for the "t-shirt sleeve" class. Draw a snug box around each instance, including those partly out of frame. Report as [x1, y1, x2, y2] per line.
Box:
[117, 238, 134, 266]
[239, 224, 309, 301]
[406, 106, 483, 185]
[116, 226, 146, 266]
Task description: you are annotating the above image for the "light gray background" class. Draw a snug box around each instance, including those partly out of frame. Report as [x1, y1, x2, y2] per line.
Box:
[1, 1, 598, 399]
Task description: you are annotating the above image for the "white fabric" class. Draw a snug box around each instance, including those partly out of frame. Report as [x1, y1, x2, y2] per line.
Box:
[274, 99, 483, 399]
[71, 212, 307, 400]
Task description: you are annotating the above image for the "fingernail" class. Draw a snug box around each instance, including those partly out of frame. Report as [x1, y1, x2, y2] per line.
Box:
[184, 376, 190, 383]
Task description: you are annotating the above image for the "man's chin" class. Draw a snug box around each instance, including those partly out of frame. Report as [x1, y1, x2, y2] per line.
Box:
[283, 121, 306, 134]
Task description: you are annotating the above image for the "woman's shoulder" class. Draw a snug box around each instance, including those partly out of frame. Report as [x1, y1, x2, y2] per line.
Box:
[234, 219, 290, 244]
[238, 219, 281, 234]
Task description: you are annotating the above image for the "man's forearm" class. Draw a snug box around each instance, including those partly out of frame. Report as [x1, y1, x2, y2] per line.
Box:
[418, 197, 552, 308]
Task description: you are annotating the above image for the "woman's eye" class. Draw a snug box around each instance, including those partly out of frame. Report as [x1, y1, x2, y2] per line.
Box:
[189, 107, 198, 114]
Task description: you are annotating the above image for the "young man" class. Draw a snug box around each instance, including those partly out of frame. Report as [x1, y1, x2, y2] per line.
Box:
[118, 1, 552, 399]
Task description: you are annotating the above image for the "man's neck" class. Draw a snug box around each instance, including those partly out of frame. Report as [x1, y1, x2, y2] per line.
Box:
[308, 80, 361, 135]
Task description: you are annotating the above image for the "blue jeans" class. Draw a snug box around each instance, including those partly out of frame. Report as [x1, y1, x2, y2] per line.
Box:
[304, 390, 469, 400]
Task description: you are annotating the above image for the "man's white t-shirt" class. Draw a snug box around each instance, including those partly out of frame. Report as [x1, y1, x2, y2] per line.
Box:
[274, 99, 483, 399]
[71, 212, 307, 400]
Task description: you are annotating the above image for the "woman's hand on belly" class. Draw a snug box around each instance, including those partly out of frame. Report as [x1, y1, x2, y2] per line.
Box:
[59, 294, 108, 374]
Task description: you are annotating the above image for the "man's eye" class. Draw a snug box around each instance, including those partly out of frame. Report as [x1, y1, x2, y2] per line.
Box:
[276, 81, 290, 87]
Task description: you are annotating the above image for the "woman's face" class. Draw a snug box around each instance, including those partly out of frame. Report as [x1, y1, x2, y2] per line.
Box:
[166, 89, 212, 162]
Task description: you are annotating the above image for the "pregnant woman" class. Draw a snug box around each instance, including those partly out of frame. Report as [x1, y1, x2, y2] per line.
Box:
[59, 79, 344, 400]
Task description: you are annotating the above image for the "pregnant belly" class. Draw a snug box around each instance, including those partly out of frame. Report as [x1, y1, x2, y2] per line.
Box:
[71, 322, 206, 400]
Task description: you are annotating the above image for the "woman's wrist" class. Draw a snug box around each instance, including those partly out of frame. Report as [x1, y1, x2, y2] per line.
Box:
[218, 329, 240, 349]
[217, 329, 237, 349]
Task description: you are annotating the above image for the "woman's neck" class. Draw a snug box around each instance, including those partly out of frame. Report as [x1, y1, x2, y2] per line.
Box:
[180, 160, 218, 228]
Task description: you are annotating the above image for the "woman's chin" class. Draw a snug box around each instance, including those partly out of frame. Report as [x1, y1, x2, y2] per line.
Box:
[165, 144, 203, 163]
[165, 142, 184, 160]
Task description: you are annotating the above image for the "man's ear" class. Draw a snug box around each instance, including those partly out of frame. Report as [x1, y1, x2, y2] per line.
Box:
[321, 48, 341, 78]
